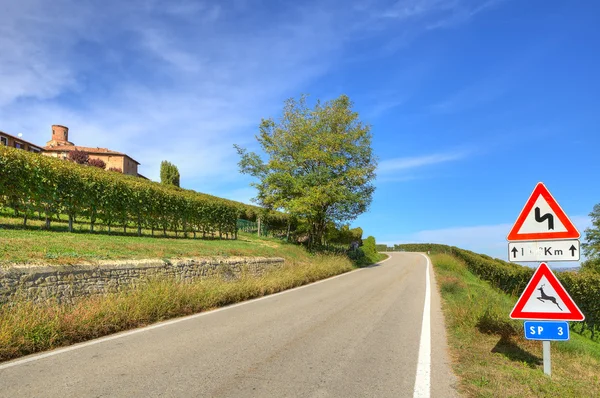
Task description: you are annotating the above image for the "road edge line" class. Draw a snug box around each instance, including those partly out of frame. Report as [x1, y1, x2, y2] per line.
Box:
[413, 253, 431, 398]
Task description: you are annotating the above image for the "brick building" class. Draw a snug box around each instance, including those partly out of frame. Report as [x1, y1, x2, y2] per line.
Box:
[43, 125, 140, 176]
[0, 125, 142, 177]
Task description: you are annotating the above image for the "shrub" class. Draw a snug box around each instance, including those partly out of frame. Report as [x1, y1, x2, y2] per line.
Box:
[67, 149, 89, 164]
[88, 158, 106, 169]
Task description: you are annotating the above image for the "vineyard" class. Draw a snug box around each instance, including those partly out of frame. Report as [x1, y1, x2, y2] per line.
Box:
[395, 243, 600, 340]
[0, 146, 295, 239]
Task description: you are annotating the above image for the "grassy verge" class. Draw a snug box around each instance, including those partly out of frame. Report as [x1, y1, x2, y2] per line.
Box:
[0, 254, 354, 362]
[0, 226, 306, 267]
[431, 253, 600, 397]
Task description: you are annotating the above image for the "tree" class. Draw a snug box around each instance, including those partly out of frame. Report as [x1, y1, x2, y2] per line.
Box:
[160, 160, 180, 187]
[582, 204, 600, 273]
[235, 94, 376, 247]
[68, 149, 89, 164]
[88, 158, 106, 169]
[108, 167, 122, 173]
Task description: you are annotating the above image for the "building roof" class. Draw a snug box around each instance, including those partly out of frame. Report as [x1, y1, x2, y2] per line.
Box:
[43, 145, 140, 165]
[0, 130, 44, 150]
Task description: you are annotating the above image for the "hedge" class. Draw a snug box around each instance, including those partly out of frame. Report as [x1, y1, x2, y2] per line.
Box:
[396, 243, 600, 338]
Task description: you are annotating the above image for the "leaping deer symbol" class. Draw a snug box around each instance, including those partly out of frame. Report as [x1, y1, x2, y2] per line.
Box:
[537, 284, 563, 311]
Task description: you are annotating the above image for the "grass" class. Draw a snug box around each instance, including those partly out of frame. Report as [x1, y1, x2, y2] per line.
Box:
[0, 254, 355, 362]
[0, 223, 307, 267]
[431, 253, 600, 397]
[0, 209, 388, 362]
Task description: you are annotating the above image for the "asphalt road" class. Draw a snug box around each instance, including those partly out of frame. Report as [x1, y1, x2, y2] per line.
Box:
[0, 252, 458, 397]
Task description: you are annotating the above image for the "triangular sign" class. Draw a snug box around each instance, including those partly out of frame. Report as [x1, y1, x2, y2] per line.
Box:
[507, 182, 580, 241]
[510, 262, 584, 321]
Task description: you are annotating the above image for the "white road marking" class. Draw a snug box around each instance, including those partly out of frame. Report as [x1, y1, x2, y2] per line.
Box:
[0, 254, 392, 371]
[413, 253, 431, 398]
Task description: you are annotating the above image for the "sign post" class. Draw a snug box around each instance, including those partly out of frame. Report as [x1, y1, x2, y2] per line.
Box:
[507, 182, 584, 377]
[543, 341, 551, 376]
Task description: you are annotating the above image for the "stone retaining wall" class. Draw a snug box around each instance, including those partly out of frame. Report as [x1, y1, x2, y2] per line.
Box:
[0, 257, 284, 304]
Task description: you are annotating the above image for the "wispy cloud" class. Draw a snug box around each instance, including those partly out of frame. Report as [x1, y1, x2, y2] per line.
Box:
[376, 0, 504, 28]
[429, 82, 509, 114]
[0, 0, 502, 197]
[378, 150, 469, 174]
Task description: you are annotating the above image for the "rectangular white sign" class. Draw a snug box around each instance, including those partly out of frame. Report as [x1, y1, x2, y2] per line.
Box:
[508, 240, 580, 262]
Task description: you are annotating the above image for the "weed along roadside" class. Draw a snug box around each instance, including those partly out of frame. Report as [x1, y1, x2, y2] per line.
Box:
[428, 252, 600, 398]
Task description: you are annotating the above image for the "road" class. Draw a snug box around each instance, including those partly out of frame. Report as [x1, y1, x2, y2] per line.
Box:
[0, 252, 458, 397]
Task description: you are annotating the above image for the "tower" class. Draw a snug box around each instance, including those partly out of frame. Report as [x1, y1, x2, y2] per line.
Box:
[46, 125, 74, 147]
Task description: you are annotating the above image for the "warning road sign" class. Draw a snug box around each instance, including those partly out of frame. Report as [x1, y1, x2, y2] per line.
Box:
[507, 182, 580, 241]
[510, 262, 584, 321]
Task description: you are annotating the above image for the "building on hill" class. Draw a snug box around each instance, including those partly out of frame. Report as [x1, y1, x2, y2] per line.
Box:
[1, 125, 142, 177]
[0, 130, 44, 153]
[44, 125, 140, 176]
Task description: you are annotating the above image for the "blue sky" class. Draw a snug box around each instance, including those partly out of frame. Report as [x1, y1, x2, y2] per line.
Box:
[1, 0, 599, 262]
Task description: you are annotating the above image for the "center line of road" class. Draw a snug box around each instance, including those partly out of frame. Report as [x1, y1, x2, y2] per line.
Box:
[413, 254, 431, 398]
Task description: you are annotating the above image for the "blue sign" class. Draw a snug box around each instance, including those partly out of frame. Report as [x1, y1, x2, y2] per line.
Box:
[524, 321, 570, 341]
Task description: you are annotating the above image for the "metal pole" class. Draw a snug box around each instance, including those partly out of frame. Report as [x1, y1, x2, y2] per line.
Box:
[543, 340, 551, 376]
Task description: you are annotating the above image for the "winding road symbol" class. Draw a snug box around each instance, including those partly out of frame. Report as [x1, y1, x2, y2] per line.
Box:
[534, 207, 554, 231]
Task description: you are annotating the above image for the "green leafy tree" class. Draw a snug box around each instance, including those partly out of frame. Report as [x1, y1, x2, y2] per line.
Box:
[582, 204, 600, 273]
[235, 94, 376, 247]
[160, 160, 180, 187]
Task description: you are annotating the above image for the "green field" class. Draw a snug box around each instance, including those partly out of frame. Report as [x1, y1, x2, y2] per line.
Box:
[431, 253, 600, 397]
[0, 211, 384, 267]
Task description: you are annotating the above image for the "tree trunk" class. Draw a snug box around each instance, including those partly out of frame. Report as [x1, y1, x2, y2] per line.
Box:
[23, 214, 27, 226]
[257, 217, 261, 237]
[68, 215, 74, 232]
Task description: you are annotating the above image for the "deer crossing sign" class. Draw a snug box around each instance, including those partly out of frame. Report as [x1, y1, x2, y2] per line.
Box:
[510, 262, 584, 321]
